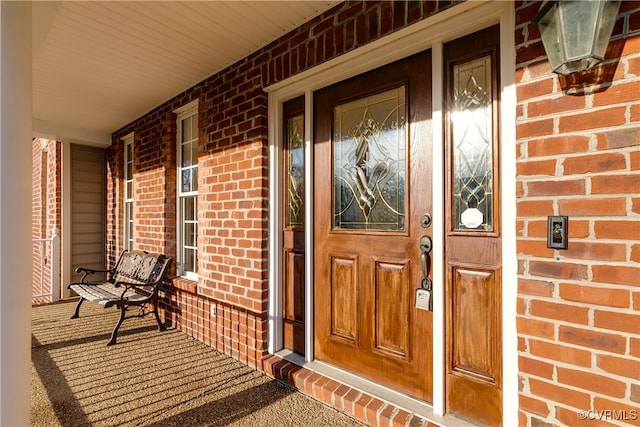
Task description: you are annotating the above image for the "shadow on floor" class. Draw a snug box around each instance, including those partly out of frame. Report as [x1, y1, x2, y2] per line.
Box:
[31, 300, 363, 427]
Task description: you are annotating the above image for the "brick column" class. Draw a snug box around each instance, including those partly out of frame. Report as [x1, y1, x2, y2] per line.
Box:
[0, 2, 32, 425]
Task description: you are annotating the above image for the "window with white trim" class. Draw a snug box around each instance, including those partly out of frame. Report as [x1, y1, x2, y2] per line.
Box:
[123, 133, 134, 251]
[176, 101, 198, 278]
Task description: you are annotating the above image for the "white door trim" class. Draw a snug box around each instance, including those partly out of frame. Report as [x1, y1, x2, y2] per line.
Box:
[267, 1, 517, 423]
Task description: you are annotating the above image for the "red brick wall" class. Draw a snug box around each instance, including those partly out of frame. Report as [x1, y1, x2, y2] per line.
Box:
[31, 138, 62, 304]
[32, 139, 46, 302]
[515, 1, 640, 426]
[106, 114, 178, 265]
[108, 1, 458, 370]
[105, 0, 640, 423]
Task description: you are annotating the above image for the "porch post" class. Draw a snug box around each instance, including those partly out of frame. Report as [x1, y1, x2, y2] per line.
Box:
[0, 2, 33, 425]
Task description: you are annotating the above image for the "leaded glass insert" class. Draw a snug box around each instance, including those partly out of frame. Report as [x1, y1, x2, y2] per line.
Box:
[452, 56, 493, 231]
[333, 87, 406, 231]
[286, 114, 304, 227]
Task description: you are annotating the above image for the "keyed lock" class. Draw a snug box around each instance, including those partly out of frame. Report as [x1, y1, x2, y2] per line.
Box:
[420, 213, 432, 228]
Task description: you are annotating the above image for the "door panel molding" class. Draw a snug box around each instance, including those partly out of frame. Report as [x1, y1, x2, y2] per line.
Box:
[450, 264, 502, 384]
[373, 258, 411, 359]
[329, 254, 359, 343]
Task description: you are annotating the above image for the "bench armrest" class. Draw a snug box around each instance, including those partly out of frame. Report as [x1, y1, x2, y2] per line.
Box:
[74, 266, 114, 285]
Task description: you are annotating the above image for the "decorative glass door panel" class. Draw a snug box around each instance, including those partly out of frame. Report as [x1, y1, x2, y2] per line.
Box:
[286, 113, 304, 227]
[452, 56, 494, 231]
[333, 88, 406, 231]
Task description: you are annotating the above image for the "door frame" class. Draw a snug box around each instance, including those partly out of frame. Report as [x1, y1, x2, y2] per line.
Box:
[267, 1, 517, 423]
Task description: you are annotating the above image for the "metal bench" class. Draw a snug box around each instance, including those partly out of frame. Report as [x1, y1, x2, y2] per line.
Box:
[68, 250, 173, 346]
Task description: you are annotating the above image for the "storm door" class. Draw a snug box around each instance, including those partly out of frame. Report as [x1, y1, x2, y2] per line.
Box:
[314, 50, 433, 401]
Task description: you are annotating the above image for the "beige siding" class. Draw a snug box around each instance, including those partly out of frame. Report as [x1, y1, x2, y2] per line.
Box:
[70, 144, 105, 282]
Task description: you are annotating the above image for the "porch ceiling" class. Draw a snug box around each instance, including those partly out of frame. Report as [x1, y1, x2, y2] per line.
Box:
[32, 1, 338, 147]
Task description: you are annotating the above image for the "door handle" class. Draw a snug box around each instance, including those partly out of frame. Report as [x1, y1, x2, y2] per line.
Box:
[416, 236, 433, 311]
[420, 235, 432, 254]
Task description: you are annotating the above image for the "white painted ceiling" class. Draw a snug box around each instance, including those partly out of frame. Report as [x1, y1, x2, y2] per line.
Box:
[32, 1, 338, 146]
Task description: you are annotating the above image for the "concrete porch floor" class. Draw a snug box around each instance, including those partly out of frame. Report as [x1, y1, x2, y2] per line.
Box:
[31, 299, 365, 426]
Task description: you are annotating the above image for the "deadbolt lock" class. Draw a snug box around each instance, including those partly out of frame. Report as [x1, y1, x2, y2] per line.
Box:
[420, 213, 432, 228]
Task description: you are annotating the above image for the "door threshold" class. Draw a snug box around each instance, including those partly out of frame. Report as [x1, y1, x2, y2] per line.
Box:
[274, 350, 479, 427]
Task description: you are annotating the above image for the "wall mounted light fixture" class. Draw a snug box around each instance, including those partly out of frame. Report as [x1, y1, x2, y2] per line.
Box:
[534, 0, 621, 75]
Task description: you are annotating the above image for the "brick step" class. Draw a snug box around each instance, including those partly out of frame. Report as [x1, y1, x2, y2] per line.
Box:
[262, 355, 441, 427]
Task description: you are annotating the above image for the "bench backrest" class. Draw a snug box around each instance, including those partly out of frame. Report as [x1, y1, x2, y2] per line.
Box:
[111, 250, 172, 285]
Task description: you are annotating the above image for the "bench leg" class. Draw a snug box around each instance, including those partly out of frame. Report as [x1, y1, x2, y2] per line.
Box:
[107, 305, 126, 346]
[70, 297, 84, 319]
[153, 307, 167, 332]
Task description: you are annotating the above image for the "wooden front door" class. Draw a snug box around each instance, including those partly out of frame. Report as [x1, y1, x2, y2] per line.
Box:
[314, 51, 433, 401]
[443, 25, 503, 426]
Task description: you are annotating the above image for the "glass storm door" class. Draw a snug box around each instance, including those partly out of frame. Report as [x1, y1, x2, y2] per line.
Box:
[314, 50, 433, 401]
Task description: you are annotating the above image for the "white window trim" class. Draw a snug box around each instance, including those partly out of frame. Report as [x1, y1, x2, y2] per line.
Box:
[266, 1, 517, 424]
[175, 100, 199, 280]
[122, 132, 134, 252]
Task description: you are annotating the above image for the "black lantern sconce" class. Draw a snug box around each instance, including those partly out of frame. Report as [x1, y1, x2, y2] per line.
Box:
[534, 0, 621, 75]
